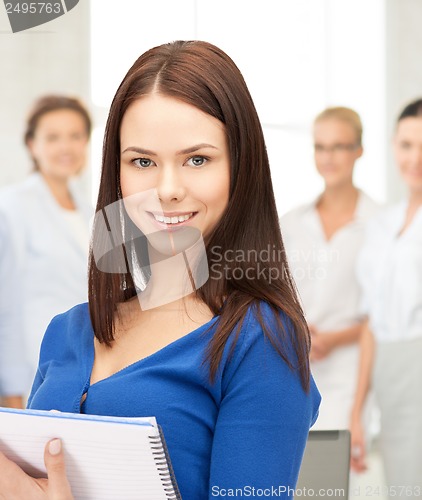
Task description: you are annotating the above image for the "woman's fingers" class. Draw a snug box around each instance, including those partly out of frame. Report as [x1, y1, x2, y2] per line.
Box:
[0, 450, 20, 492]
[43, 439, 74, 500]
[0, 451, 39, 499]
[0, 441, 74, 500]
[349, 425, 367, 473]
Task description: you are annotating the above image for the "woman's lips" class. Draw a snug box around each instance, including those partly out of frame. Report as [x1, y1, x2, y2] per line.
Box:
[147, 211, 198, 229]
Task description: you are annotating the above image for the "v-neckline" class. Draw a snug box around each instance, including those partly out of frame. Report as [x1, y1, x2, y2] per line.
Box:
[312, 190, 363, 244]
[85, 313, 219, 389]
[395, 201, 422, 240]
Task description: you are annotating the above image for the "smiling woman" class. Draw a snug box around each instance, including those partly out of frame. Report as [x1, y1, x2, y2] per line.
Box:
[0, 41, 320, 500]
[119, 94, 230, 241]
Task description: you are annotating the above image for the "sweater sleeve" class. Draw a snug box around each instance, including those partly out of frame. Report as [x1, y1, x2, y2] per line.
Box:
[208, 306, 320, 499]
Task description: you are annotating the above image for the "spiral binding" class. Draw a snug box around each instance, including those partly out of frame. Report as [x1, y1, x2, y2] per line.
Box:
[148, 426, 182, 499]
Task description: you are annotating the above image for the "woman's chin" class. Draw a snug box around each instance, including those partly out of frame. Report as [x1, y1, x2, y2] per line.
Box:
[146, 226, 203, 257]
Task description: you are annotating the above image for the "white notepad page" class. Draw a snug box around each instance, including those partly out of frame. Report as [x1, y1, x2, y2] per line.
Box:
[0, 408, 179, 500]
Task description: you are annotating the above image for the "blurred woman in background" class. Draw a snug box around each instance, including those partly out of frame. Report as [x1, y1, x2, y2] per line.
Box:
[280, 107, 380, 496]
[280, 107, 379, 433]
[351, 99, 422, 496]
[281, 107, 377, 494]
[0, 95, 92, 407]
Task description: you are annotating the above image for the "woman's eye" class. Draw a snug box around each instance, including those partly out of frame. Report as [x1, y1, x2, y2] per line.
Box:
[186, 156, 208, 167]
[71, 133, 85, 140]
[133, 158, 155, 168]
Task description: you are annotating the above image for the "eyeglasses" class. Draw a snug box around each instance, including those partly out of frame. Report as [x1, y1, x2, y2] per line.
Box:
[314, 143, 360, 154]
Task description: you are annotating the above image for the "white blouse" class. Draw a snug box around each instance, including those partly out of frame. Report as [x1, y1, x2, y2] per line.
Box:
[357, 201, 422, 343]
[0, 173, 93, 395]
[280, 191, 379, 429]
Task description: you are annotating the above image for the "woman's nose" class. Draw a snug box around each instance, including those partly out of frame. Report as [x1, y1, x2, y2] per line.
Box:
[156, 166, 186, 204]
[58, 136, 76, 152]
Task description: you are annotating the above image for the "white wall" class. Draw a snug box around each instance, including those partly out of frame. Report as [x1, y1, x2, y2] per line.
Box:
[385, 0, 422, 202]
[1, 0, 422, 208]
[0, 1, 91, 187]
[89, 0, 387, 214]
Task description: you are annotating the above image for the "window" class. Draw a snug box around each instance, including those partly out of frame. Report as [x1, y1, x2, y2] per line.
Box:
[90, 0, 385, 212]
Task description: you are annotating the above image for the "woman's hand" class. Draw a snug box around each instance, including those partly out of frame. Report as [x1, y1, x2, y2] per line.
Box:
[349, 320, 374, 474]
[0, 396, 24, 409]
[309, 325, 335, 361]
[349, 416, 367, 473]
[0, 438, 74, 499]
[309, 323, 363, 361]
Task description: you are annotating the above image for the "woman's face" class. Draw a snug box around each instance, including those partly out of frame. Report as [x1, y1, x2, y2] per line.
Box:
[120, 94, 230, 253]
[313, 118, 362, 188]
[28, 109, 89, 180]
[394, 117, 422, 195]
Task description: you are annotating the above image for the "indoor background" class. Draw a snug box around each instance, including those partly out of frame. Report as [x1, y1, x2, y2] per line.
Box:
[1, 1, 422, 495]
[1, 0, 422, 215]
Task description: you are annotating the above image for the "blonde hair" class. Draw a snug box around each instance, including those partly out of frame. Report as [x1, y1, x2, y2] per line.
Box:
[314, 107, 363, 146]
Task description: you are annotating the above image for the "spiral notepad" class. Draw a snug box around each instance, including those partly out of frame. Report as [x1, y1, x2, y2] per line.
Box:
[0, 407, 181, 500]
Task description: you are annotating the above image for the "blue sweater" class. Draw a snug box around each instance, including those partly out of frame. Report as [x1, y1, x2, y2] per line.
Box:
[28, 301, 320, 499]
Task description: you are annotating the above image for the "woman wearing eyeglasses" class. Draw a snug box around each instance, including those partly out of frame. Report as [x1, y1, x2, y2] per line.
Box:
[280, 107, 379, 435]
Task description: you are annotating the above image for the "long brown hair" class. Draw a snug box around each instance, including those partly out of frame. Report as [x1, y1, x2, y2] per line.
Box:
[88, 40, 311, 390]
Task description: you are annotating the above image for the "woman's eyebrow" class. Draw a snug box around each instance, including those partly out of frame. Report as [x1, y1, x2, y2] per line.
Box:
[177, 143, 219, 155]
[121, 143, 218, 155]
